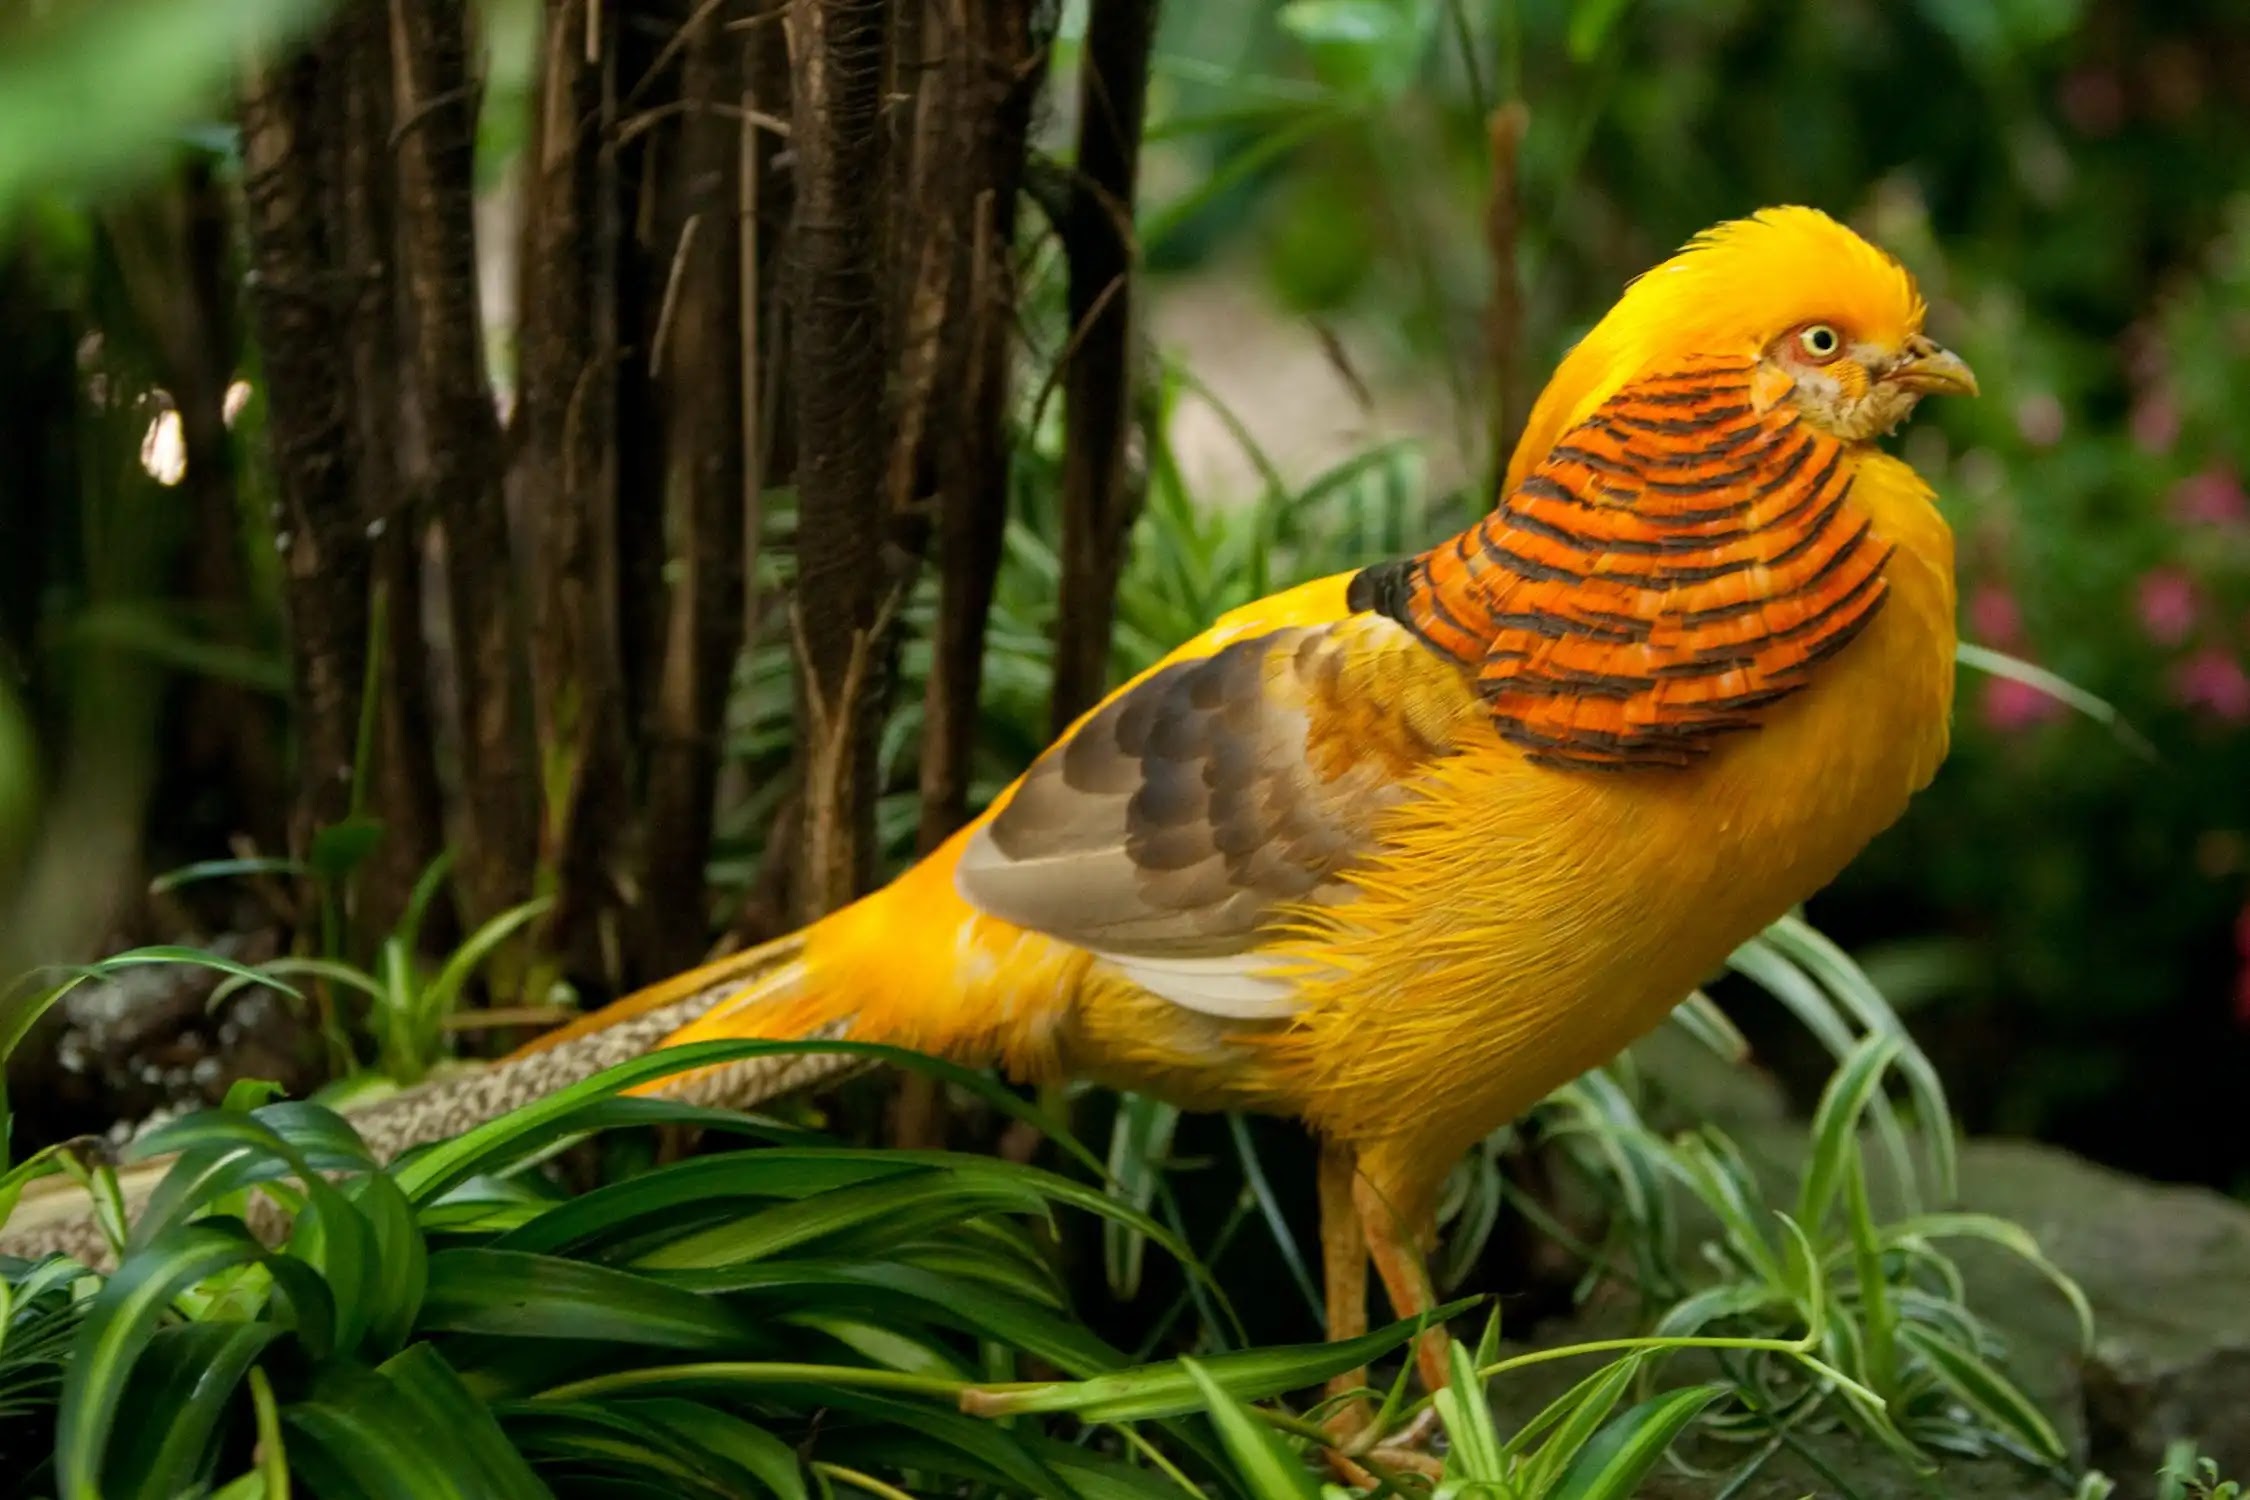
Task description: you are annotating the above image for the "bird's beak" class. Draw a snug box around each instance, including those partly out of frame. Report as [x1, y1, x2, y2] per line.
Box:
[1887, 333, 1979, 398]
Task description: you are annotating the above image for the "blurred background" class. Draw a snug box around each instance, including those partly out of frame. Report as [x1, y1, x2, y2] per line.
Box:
[1, 0, 2246, 1209]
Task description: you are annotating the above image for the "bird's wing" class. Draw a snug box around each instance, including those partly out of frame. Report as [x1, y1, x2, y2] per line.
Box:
[1359, 354, 1886, 769]
[954, 604, 1480, 1018]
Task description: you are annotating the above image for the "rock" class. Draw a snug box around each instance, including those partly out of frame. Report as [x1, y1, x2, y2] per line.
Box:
[1952, 1140, 2250, 1483]
[1493, 1039, 2250, 1495]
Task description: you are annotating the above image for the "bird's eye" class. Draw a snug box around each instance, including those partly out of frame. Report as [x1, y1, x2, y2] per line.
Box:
[1798, 324, 1842, 361]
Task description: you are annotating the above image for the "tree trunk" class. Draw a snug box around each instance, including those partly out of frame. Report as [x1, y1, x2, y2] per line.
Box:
[913, 0, 1052, 852]
[390, 0, 539, 934]
[239, 36, 369, 861]
[788, 0, 894, 920]
[639, 4, 751, 974]
[518, 0, 633, 985]
[341, 12, 449, 943]
[1048, 0, 1156, 737]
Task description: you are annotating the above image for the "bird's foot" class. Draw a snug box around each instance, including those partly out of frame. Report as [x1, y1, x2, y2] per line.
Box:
[1320, 1401, 1445, 1488]
[1322, 1442, 1445, 1489]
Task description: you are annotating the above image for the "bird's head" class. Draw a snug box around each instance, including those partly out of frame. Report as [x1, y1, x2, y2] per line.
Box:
[1506, 206, 1978, 490]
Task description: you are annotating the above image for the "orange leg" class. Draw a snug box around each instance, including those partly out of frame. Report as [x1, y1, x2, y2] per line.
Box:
[1319, 1139, 1371, 1417]
[1354, 1166, 1452, 1399]
[1311, 1141, 1457, 1488]
[1317, 1141, 1444, 1487]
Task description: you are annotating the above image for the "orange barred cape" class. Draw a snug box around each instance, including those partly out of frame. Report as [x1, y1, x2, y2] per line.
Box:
[1348, 354, 1889, 769]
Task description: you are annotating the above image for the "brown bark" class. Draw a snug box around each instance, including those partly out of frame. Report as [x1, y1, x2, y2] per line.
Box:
[1048, 0, 1156, 737]
[519, 0, 632, 982]
[341, 12, 449, 941]
[612, 7, 677, 767]
[788, 0, 895, 920]
[239, 36, 369, 858]
[913, 0, 1052, 853]
[640, 4, 750, 974]
[390, 0, 539, 930]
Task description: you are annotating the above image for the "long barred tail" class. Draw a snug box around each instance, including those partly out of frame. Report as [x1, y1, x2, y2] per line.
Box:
[0, 929, 863, 1267]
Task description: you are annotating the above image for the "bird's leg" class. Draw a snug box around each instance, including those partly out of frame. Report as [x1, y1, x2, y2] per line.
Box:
[1318, 1139, 1371, 1427]
[1315, 1145, 1447, 1484]
[1355, 1167, 1452, 1401]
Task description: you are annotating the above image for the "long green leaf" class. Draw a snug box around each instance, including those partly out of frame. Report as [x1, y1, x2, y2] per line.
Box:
[1104, 1094, 1180, 1300]
[1520, 1354, 1643, 1496]
[1184, 1359, 1323, 1500]
[57, 1221, 323, 1500]
[1764, 917, 1957, 1205]
[968, 1299, 1475, 1421]
[420, 1248, 770, 1351]
[105, 1322, 283, 1500]
[1895, 1322, 2065, 1462]
[1544, 1383, 1728, 1500]
[282, 1361, 549, 1500]
[1433, 1334, 1505, 1481]
[1879, 1211, 2093, 1351]
[377, 1344, 553, 1500]
[627, 1171, 1046, 1271]
[1795, 1034, 1904, 1236]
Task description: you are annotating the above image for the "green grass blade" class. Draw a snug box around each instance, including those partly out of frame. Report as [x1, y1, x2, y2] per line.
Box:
[148, 857, 311, 894]
[1544, 1383, 1729, 1500]
[1519, 1354, 1642, 1496]
[417, 896, 555, 1036]
[282, 1360, 550, 1500]
[419, 1247, 770, 1350]
[1894, 1322, 2065, 1463]
[1765, 917, 1957, 1206]
[391, 1039, 1102, 1202]
[103, 1322, 282, 1500]
[58, 1222, 291, 1500]
[1183, 1358, 1324, 1500]
[1104, 1094, 1179, 1300]
[1879, 1212, 2093, 1351]
[1795, 1034, 1904, 1237]
[375, 1344, 552, 1500]
[1224, 1113, 1324, 1324]
[1667, 991, 1750, 1063]
[968, 1298, 1475, 1421]
[1433, 1333, 1506, 1480]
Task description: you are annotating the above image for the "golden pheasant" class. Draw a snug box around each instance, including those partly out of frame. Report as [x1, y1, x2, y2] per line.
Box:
[5, 209, 1971, 1424]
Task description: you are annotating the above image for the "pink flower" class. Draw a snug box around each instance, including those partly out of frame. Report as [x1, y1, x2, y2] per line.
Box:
[2131, 392, 2181, 454]
[2171, 465, 2249, 527]
[2171, 648, 2250, 723]
[1979, 675, 2066, 733]
[2136, 567, 2201, 646]
[1966, 582, 2024, 646]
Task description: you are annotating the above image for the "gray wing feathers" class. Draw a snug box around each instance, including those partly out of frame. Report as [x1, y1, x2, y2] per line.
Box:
[954, 622, 1452, 1017]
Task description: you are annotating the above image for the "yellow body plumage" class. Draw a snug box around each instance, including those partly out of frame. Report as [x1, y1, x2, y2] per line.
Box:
[653, 206, 1964, 1231]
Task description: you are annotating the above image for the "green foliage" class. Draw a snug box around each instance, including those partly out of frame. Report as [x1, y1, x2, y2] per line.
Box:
[0, 1043, 1456, 1499]
[0, 1007, 2093, 1499]
[0, 0, 327, 226]
[2157, 1446, 2247, 1500]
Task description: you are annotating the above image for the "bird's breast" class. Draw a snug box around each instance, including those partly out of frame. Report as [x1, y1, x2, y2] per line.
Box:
[1264, 449, 1956, 1154]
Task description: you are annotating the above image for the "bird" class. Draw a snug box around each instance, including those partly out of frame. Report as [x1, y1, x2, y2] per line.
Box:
[3, 207, 1971, 1441]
